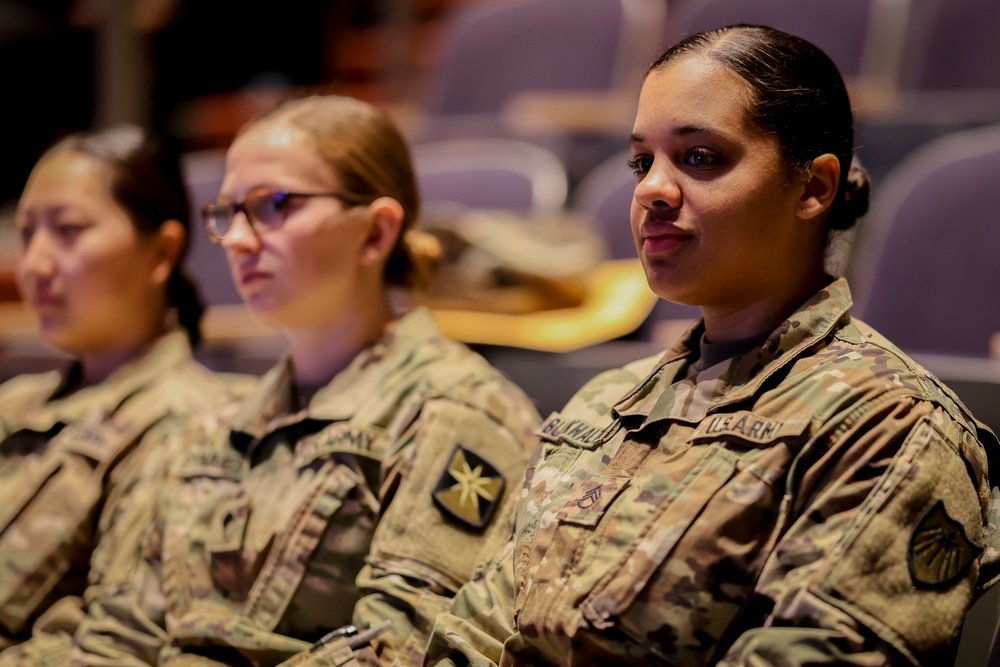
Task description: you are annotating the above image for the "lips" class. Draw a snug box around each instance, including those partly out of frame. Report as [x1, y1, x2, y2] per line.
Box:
[238, 268, 272, 287]
[640, 223, 692, 255]
[29, 290, 63, 309]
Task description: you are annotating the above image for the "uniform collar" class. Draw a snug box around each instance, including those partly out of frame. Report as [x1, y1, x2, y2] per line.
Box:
[227, 308, 442, 440]
[8, 330, 194, 433]
[614, 278, 853, 426]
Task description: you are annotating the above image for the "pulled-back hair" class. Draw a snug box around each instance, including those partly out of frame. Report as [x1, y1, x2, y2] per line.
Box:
[241, 95, 439, 289]
[43, 126, 205, 345]
[650, 24, 870, 234]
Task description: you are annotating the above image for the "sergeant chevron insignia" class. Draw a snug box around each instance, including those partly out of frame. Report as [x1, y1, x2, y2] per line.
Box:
[908, 499, 982, 588]
[432, 445, 505, 530]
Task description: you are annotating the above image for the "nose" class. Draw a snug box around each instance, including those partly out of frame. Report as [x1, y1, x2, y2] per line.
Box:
[634, 160, 682, 210]
[220, 210, 261, 253]
[18, 229, 56, 281]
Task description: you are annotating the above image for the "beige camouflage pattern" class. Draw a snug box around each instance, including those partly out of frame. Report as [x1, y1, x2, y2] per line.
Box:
[0, 331, 251, 650]
[426, 278, 999, 667]
[0, 308, 538, 666]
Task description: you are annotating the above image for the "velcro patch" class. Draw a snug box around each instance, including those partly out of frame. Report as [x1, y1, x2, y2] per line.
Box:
[909, 499, 982, 588]
[431, 445, 505, 531]
[691, 411, 807, 444]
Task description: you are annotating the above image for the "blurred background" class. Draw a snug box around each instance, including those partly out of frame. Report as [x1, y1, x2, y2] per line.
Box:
[3, 0, 1000, 418]
[2, 0, 1000, 660]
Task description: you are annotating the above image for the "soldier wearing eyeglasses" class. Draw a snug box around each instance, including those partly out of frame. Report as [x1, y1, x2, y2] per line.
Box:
[0, 97, 539, 667]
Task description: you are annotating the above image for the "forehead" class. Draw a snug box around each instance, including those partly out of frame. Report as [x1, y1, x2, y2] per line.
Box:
[223, 119, 338, 194]
[20, 152, 113, 206]
[632, 56, 760, 142]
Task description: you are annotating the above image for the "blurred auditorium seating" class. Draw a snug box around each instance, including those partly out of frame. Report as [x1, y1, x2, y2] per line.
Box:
[412, 138, 568, 214]
[852, 122, 1000, 358]
[181, 149, 242, 307]
[897, 0, 1000, 104]
[666, 0, 906, 99]
[414, 0, 665, 182]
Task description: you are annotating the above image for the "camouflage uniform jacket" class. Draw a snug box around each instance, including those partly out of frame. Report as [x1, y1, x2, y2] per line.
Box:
[13, 308, 539, 667]
[0, 330, 250, 649]
[425, 278, 1000, 667]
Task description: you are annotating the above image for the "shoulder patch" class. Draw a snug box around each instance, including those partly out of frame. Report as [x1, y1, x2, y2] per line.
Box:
[909, 499, 982, 588]
[431, 445, 505, 531]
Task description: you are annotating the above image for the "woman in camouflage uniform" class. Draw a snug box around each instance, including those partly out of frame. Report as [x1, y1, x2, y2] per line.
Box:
[0, 95, 540, 667]
[424, 25, 1000, 667]
[0, 126, 250, 649]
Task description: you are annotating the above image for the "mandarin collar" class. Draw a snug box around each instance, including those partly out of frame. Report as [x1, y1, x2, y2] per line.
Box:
[7, 330, 194, 433]
[226, 308, 442, 439]
[613, 278, 853, 425]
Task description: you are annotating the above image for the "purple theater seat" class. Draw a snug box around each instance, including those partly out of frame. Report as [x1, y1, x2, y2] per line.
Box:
[412, 138, 568, 214]
[853, 122, 1000, 357]
[426, 0, 648, 116]
[668, 0, 878, 78]
[181, 150, 242, 306]
[573, 149, 638, 261]
[900, 0, 1000, 92]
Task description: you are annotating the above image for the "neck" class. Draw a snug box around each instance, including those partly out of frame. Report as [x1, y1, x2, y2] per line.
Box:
[80, 327, 167, 386]
[701, 267, 828, 344]
[284, 296, 394, 390]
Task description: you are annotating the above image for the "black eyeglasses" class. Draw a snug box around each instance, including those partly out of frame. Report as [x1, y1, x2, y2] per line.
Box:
[202, 189, 370, 242]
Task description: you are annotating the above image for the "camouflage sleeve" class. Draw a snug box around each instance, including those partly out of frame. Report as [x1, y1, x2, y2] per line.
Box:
[349, 388, 536, 666]
[718, 397, 989, 667]
[422, 539, 518, 667]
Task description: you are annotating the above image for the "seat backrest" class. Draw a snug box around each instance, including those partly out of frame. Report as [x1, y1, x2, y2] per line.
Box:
[898, 0, 1000, 91]
[852, 122, 1000, 357]
[667, 0, 880, 79]
[572, 149, 637, 260]
[424, 0, 665, 116]
[180, 150, 242, 306]
[413, 138, 568, 214]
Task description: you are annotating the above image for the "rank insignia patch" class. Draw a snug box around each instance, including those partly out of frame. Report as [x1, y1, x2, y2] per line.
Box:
[432, 445, 505, 530]
[908, 499, 982, 588]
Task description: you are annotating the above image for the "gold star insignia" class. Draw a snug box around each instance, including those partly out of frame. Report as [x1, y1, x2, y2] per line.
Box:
[432, 445, 505, 530]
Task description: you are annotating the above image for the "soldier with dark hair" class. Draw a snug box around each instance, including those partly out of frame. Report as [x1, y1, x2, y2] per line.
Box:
[0, 125, 251, 649]
[0, 96, 539, 667]
[423, 25, 1000, 667]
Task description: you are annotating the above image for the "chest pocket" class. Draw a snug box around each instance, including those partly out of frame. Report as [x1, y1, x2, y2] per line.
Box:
[241, 423, 387, 635]
[579, 446, 740, 628]
[161, 444, 247, 617]
[0, 419, 144, 634]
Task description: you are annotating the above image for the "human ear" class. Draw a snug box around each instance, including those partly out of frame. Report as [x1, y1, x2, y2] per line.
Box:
[797, 153, 841, 220]
[360, 197, 404, 267]
[150, 219, 185, 286]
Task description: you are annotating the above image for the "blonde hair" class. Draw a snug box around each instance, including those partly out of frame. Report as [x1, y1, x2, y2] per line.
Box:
[240, 95, 440, 288]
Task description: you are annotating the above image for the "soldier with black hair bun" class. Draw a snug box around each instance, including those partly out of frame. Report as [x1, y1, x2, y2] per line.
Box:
[424, 25, 1000, 667]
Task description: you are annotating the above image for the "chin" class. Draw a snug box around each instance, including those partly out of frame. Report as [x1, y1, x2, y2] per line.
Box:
[642, 268, 696, 307]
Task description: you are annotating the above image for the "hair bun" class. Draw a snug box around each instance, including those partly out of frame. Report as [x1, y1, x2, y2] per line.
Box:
[385, 229, 443, 290]
[829, 159, 871, 231]
[844, 161, 870, 216]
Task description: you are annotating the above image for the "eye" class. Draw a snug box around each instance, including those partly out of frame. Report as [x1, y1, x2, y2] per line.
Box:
[627, 156, 653, 177]
[54, 221, 86, 241]
[683, 148, 720, 169]
[268, 191, 291, 213]
[16, 223, 35, 248]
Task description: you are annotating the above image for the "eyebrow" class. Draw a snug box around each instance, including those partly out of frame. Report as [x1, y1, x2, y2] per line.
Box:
[629, 124, 731, 147]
